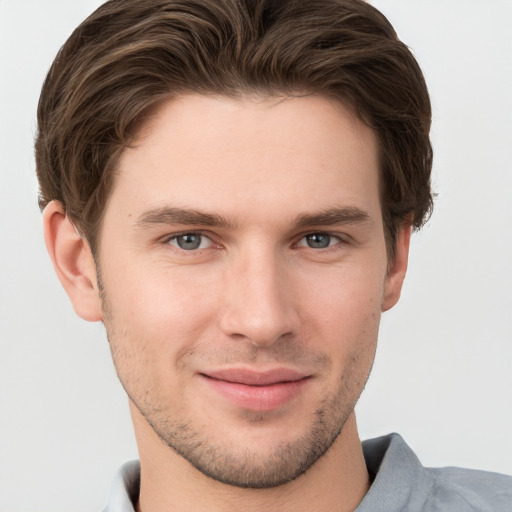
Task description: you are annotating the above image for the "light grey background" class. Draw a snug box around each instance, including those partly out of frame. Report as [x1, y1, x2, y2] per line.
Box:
[1, 1, 511, 510]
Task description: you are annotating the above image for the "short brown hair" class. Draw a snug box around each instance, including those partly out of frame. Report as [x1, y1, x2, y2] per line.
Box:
[35, 0, 433, 258]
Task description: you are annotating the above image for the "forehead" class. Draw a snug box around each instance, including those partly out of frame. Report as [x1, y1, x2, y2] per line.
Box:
[109, 94, 381, 225]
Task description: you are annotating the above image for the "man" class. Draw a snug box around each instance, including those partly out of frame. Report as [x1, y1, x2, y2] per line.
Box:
[34, 0, 511, 510]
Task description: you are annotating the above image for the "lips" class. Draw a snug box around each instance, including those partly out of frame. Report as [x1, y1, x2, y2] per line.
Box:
[200, 368, 310, 411]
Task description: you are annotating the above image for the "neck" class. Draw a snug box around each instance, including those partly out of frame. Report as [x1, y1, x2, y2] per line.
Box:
[132, 404, 369, 512]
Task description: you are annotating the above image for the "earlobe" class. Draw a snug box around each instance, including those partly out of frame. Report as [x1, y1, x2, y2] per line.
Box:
[382, 224, 412, 312]
[43, 201, 103, 322]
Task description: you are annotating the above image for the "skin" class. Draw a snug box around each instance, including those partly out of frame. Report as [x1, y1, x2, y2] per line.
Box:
[43, 94, 411, 512]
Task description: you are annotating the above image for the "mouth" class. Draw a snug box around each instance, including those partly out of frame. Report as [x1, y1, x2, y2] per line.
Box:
[199, 368, 311, 411]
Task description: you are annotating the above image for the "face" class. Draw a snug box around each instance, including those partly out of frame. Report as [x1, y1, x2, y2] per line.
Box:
[95, 94, 403, 487]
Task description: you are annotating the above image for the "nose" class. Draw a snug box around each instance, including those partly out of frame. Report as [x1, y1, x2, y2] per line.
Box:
[219, 248, 299, 347]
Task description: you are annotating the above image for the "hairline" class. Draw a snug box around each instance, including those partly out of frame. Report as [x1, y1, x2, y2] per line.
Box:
[84, 89, 399, 263]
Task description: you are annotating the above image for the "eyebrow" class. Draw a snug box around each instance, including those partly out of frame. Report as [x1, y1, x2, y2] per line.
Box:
[136, 206, 236, 229]
[135, 205, 370, 231]
[293, 207, 371, 228]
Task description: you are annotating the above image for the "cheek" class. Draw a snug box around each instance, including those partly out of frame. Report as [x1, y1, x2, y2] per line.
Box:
[319, 292, 381, 394]
[106, 261, 220, 332]
[296, 263, 384, 379]
[298, 260, 385, 330]
[101, 264, 223, 391]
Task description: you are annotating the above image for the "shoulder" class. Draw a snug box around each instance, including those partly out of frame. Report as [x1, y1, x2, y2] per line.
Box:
[359, 433, 512, 512]
[426, 465, 512, 511]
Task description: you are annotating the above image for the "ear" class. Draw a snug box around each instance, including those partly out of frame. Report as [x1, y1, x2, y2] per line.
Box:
[43, 201, 103, 322]
[382, 224, 412, 312]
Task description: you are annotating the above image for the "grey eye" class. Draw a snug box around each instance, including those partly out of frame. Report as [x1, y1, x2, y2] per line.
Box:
[305, 233, 332, 249]
[173, 233, 204, 250]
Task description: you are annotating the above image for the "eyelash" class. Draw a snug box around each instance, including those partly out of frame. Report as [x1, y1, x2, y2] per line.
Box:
[295, 232, 346, 250]
[164, 232, 215, 251]
[162, 231, 349, 253]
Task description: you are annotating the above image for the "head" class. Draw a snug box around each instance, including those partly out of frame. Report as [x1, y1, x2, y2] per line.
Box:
[36, 0, 432, 260]
[37, 0, 433, 490]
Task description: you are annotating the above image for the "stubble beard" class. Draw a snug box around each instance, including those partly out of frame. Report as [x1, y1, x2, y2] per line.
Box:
[122, 352, 370, 489]
[132, 381, 355, 489]
[98, 272, 373, 489]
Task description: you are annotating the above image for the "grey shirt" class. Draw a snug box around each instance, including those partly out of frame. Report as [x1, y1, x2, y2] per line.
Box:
[103, 433, 512, 511]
